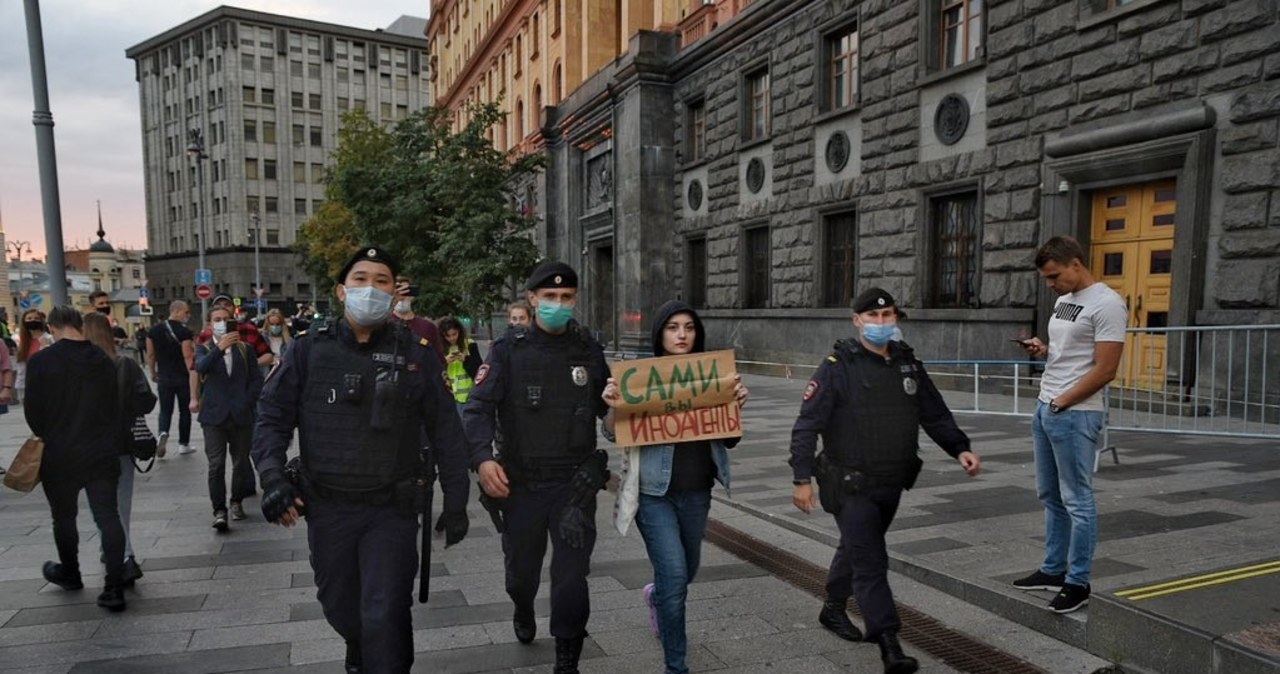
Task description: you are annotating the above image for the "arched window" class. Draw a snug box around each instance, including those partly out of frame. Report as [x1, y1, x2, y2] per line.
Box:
[553, 62, 562, 103]
[515, 98, 524, 142]
[533, 82, 542, 126]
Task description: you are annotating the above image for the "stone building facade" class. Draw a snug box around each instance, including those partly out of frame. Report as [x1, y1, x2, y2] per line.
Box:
[126, 7, 430, 317]
[528, 0, 1279, 377]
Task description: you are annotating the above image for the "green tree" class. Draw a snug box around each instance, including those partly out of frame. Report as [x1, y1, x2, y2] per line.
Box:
[296, 103, 542, 318]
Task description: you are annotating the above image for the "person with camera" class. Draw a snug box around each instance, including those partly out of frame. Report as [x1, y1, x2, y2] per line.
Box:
[252, 248, 469, 674]
[789, 288, 980, 674]
[196, 306, 263, 531]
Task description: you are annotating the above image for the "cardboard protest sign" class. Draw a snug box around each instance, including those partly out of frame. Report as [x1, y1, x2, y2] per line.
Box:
[610, 349, 742, 447]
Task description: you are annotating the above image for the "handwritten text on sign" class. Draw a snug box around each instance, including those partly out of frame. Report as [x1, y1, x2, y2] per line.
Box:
[610, 350, 742, 447]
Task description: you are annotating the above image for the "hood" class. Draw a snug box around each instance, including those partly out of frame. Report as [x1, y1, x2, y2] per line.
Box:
[51, 338, 114, 367]
[650, 300, 706, 356]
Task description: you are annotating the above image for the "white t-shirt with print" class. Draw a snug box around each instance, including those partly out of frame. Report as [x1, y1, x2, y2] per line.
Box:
[1038, 282, 1128, 411]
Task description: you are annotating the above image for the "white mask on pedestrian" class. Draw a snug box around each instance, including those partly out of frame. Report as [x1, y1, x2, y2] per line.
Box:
[212, 321, 228, 338]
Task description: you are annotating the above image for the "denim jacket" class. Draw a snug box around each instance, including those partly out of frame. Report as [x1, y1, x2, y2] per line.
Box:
[638, 440, 732, 497]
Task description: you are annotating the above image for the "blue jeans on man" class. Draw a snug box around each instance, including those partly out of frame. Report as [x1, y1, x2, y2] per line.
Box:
[634, 489, 712, 674]
[1032, 401, 1104, 587]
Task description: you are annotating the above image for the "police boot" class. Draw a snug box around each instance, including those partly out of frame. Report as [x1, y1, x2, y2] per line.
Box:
[818, 599, 863, 641]
[343, 640, 361, 674]
[513, 604, 536, 644]
[877, 631, 919, 674]
[553, 636, 584, 674]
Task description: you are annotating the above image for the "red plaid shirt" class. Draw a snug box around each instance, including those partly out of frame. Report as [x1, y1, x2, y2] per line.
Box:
[195, 322, 271, 359]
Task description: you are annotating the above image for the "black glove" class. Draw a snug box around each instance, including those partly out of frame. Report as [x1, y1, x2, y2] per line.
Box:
[260, 469, 303, 523]
[558, 505, 591, 549]
[434, 510, 470, 547]
[479, 488, 505, 533]
[569, 450, 610, 506]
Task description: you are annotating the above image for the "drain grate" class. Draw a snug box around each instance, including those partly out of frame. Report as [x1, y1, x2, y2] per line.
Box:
[705, 518, 1051, 674]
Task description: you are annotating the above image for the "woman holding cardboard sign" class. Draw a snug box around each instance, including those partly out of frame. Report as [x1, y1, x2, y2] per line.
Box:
[602, 300, 749, 674]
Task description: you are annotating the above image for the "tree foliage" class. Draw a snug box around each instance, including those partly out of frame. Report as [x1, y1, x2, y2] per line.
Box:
[296, 103, 542, 318]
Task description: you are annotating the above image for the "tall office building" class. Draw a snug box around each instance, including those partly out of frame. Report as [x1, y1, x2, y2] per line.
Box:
[126, 6, 430, 315]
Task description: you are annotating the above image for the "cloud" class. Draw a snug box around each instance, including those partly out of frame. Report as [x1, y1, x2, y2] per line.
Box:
[0, 0, 427, 258]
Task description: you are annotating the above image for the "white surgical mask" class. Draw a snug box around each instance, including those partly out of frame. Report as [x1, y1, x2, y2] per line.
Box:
[212, 321, 228, 338]
[344, 286, 394, 327]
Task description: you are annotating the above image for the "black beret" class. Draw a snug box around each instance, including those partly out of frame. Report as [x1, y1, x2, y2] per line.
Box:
[525, 261, 578, 291]
[338, 246, 399, 283]
[852, 287, 906, 317]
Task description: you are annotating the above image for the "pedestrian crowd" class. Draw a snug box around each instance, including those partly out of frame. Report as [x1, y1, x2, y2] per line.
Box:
[1, 236, 1123, 674]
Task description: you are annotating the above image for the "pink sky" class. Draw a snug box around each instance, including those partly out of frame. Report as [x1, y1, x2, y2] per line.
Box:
[0, 0, 427, 260]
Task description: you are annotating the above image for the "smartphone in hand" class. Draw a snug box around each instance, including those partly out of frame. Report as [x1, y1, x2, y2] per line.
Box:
[226, 319, 239, 333]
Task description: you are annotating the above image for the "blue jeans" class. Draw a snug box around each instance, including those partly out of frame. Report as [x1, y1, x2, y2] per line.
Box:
[1032, 401, 1104, 586]
[157, 379, 191, 445]
[117, 456, 135, 559]
[635, 489, 712, 674]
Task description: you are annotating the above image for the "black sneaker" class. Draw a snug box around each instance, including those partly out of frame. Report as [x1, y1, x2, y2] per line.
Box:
[230, 502, 246, 521]
[97, 585, 126, 612]
[1012, 570, 1065, 591]
[1048, 583, 1090, 613]
[121, 557, 144, 587]
[42, 561, 84, 590]
[212, 511, 230, 532]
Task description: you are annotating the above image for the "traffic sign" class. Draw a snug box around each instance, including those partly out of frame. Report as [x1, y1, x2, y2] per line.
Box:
[195, 269, 213, 285]
[232, 297, 242, 307]
[139, 287, 149, 299]
[29, 294, 42, 307]
[196, 284, 213, 300]
[254, 299, 266, 311]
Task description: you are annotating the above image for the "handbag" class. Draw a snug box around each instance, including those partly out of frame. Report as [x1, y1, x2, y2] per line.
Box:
[3, 436, 45, 492]
[128, 415, 158, 472]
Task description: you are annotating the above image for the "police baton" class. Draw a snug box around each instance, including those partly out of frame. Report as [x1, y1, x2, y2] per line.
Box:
[418, 477, 433, 604]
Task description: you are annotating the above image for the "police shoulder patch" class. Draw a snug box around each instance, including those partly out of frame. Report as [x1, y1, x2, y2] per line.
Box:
[803, 380, 820, 401]
[419, 338, 430, 347]
[475, 363, 491, 385]
[826, 355, 838, 363]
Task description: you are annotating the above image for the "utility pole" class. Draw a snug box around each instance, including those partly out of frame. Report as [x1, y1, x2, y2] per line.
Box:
[23, 0, 68, 306]
[186, 129, 209, 320]
[252, 212, 261, 319]
[8, 240, 32, 312]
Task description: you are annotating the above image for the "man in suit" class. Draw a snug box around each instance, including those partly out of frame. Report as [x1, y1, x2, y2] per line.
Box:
[196, 306, 264, 531]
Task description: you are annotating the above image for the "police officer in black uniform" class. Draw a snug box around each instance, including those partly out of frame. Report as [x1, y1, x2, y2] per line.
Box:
[463, 261, 610, 674]
[252, 248, 469, 674]
[789, 288, 981, 674]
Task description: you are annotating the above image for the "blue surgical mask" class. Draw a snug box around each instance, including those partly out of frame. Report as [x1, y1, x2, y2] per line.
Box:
[344, 286, 394, 327]
[860, 322, 897, 347]
[212, 321, 228, 338]
[536, 300, 574, 331]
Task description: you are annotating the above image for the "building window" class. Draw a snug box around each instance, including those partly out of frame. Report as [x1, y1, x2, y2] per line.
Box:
[308, 63, 321, 78]
[292, 91, 304, 108]
[243, 86, 256, 103]
[687, 100, 706, 163]
[743, 226, 771, 308]
[260, 55, 274, 71]
[267, 230, 280, 246]
[929, 191, 981, 308]
[262, 121, 276, 144]
[263, 159, 277, 180]
[293, 124, 305, 145]
[553, 62, 563, 102]
[744, 68, 770, 141]
[247, 195, 259, 213]
[822, 210, 858, 308]
[686, 237, 707, 309]
[261, 88, 275, 105]
[265, 196, 279, 213]
[241, 53, 255, 70]
[244, 120, 257, 142]
[312, 162, 325, 183]
[294, 161, 306, 183]
[926, 0, 985, 72]
[291, 60, 303, 77]
[309, 126, 322, 146]
[245, 158, 259, 180]
[824, 25, 859, 110]
[295, 198, 308, 214]
[309, 93, 321, 110]
[298, 283, 312, 297]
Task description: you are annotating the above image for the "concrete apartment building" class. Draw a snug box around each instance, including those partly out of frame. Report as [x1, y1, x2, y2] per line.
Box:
[431, 0, 1280, 388]
[126, 6, 430, 317]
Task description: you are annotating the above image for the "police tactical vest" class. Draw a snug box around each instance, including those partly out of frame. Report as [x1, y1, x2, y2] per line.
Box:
[500, 324, 598, 473]
[299, 323, 421, 492]
[825, 339, 924, 484]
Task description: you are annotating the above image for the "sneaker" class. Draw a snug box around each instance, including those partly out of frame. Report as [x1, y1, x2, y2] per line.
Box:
[230, 502, 246, 521]
[1048, 583, 1091, 613]
[42, 561, 84, 591]
[1012, 570, 1066, 592]
[121, 557, 144, 587]
[212, 510, 229, 532]
[643, 583, 659, 637]
[97, 585, 126, 612]
[156, 432, 169, 458]
[178, 443, 196, 455]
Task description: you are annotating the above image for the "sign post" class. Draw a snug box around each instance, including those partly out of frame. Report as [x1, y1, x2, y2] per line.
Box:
[608, 350, 742, 447]
[195, 284, 213, 300]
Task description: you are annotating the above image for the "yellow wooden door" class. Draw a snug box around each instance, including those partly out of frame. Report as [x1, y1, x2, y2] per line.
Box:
[1090, 180, 1176, 390]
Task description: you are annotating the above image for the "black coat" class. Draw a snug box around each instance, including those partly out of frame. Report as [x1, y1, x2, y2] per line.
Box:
[24, 339, 121, 480]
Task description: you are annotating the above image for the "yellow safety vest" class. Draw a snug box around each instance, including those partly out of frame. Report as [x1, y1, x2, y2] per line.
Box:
[446, 341, 474, 404]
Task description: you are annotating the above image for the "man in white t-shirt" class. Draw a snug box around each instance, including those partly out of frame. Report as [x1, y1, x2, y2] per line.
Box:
[1014, 236, 1127, 614]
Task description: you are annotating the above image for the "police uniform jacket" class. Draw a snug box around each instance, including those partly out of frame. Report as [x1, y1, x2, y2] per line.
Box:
[252, 318, 469, 507]
[462, 320, 610, 481]
[789, 338, 969, 486]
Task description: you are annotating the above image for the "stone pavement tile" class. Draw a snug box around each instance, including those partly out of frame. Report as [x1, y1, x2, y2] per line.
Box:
[93, 605, 293, 638]
[825, 647, 957, 673]
[186, 618, 335, 651]
[139, 549, 295, 571]
[0, 666, 72, 674]
[199, 587, 327, 611]
[890, 537, 972, 556]
[0, 633, 194, 668]
[110, 572, 294, 600]
[287, 637, 345, 666]
[64, 644, 291, 674]
[701, 626, 856, 666]
[571, 643, 724, 673]
[0, 620, 100, 648]
[479, 614, 552, 645]
[4, 595, 206, 628]
[210, 559, 313, 580]
[1149, 477, 1280, 505]
[414, 623, 493, 651]
[1092, 509, 1244, 542]
[413, 637, 605, 673]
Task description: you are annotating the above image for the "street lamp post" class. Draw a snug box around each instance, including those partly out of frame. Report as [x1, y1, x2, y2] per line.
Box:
[252, 212, 261, 319]
[7, 240, 32, 317]
[186, 129, 209, 320]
